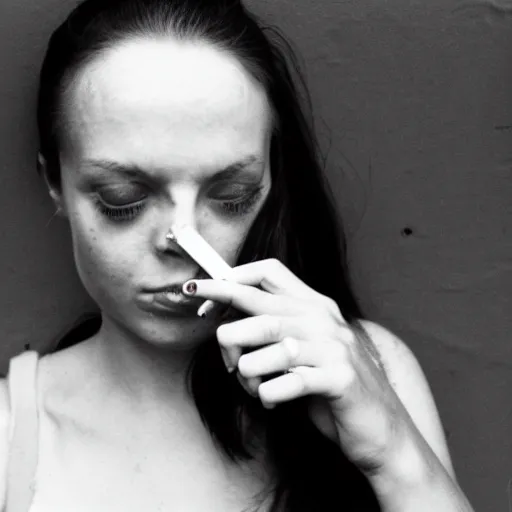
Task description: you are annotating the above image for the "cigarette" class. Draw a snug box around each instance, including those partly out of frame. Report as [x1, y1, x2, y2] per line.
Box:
[168, 224, 233, 280]
[168, 224, 233, 317]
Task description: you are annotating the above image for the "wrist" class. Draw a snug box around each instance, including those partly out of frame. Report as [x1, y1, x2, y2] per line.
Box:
[367, 427, 434, 496]
[365, 429, 473, 512]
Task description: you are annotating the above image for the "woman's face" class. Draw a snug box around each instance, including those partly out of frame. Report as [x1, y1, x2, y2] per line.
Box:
[56, 38, 273, 348]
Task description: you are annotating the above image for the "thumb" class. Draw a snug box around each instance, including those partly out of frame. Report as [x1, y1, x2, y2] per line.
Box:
[308, 397, 338, 443]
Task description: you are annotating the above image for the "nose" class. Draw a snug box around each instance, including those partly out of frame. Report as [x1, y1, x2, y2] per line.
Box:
[154, 231, 179, 255]
[155, 220, 200, 258]
[154, 181, 206, 257]
[155, 224, 196, 257]
[153, 186, 200, 256]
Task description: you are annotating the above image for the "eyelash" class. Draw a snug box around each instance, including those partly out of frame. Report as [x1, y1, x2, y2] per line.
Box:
[93, 198, 145, 222]
[219, 187, 263, 216]
[93, 187, 263, 223]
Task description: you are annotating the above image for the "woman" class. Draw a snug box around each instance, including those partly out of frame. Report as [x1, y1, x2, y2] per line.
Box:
[0, 0, 474, 511]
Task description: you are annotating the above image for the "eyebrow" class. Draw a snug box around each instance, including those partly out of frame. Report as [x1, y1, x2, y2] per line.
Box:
[82, 155, 264, 181]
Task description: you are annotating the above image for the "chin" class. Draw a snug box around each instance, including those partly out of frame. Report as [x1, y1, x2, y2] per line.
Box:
[107, 306, 216, 350]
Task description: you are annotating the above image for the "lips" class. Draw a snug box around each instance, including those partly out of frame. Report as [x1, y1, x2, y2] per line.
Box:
[136, 290, 199, 317]
[152, 288, 199, 308]
[137, 271, 207, 316]
[145, 269, 209, 295]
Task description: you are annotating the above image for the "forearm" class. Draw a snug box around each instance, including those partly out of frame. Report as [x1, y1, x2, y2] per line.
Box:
[367, 431, 474, 512]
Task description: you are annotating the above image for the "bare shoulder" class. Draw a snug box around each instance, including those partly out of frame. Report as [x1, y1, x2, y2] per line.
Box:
[359, 319, 456, 477]
[358, 320, 419, 380]
[38, 341, 98, 409]
[0, 379, 10, 510]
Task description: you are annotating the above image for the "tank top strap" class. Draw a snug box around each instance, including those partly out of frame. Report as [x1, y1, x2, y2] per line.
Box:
[6, 351, 40, 512]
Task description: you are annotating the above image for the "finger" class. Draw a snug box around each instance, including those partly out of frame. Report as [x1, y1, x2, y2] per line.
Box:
[238, 337, 327, 379]
[218, 315, 281, 370]
[219, 346, 239, 374]
[217, 314, 308, 372]
[197, 299, 226, 318]
[231, 260, 347, 325]
[217, 316, 354, 371]
[197, 300, 215, 318]
[230, 258, 316, 298]
[219, 344, 242, 372]
[236, 372, 261, 398]
[308, 398, 338, 442]
[216, 315, 307, 349]
[183, 278, 298, 316]
[258, 365, 354, 405]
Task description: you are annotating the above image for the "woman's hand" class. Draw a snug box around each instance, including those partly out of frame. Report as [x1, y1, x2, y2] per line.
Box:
[182, 258, 415, 473]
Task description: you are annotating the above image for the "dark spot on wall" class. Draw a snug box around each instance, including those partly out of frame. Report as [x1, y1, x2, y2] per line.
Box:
[401, 227, 413, 237]
[24, 343, 31, 351]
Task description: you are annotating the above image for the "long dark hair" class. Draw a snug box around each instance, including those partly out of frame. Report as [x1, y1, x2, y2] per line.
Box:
[38, 1, 381, 510]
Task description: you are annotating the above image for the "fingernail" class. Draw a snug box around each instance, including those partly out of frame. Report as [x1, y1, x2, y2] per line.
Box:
[220, 347, 235, 373]
[247, 377, 262, 395]
[236, 372, 258, 397]
[197, 300, 215, 318]
[183, 281, 197, 295]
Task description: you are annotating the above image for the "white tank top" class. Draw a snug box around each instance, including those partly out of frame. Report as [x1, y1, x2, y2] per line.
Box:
[6, 351, 39, 512]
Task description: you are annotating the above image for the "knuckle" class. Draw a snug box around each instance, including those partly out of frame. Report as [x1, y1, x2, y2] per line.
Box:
[281, 337, 300, 366]
[313, 295, 341, 320]
[344, 364, 356, 385]
[292, 369, 307, 394]
[330, 339, 350, 364]
[322, 295, 337, 310]
[262, 314, 281, 341]
[330, 362, 355, 390]
[342, 326, 357, 345]
[324, 297, 343, 319]
[264, 258, 282, 273]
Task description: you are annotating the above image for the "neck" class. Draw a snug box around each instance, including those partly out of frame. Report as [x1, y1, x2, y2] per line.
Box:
[90, 315, 198, 408]
[82, 315, 272, 471]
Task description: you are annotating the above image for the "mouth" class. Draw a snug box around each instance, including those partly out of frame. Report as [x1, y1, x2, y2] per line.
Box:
[151, 289, 200, 310]
[148, 267, 210, 292]
[138, 269, 209, 316]
[151, 283, 192, 295]
[137, 289, 200, 317]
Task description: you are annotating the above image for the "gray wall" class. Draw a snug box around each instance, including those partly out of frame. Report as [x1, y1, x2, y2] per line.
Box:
[1, 0, 511, 510]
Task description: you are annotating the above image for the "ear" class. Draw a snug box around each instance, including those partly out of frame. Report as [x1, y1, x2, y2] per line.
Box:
[38, 152, 67, 217]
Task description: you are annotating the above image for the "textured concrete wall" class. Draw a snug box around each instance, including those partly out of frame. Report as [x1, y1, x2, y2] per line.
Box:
[1, 0, 511, 510]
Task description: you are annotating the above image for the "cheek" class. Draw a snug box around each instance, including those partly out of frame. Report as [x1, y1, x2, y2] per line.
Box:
[220, 231, 246, 266]
[215, 189, 271, 264]
[208, 212, 263, 266]
[69, 220, 135, 295]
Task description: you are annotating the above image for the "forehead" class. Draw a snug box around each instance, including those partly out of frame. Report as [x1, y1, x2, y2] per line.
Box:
[64, 38, 273, 173]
